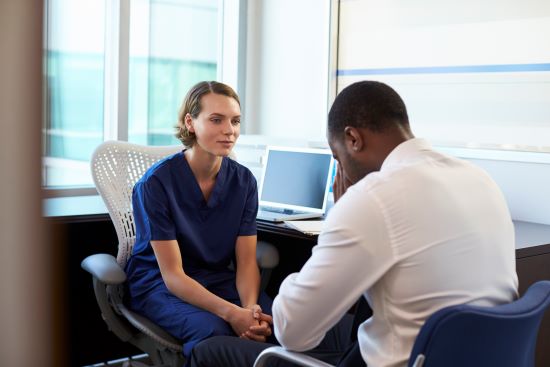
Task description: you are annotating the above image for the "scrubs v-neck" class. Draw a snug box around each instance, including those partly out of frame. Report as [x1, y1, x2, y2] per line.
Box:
[125, 151, 272, 357]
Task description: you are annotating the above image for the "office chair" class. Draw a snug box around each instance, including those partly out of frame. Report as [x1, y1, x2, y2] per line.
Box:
[81, 140, 280, 367]
[254, 280, 550, 367]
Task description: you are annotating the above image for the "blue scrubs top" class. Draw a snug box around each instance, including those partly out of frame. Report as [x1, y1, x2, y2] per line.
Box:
[125, 150, 258, 300]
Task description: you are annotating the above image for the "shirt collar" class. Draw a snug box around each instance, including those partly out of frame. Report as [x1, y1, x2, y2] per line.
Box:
[380, 138, 432, 171]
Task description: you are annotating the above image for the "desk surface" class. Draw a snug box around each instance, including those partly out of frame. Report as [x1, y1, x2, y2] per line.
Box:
[44, 195, 550, 249]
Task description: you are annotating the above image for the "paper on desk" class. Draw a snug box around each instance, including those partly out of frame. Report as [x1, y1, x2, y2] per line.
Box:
[284, 220, 324, 235]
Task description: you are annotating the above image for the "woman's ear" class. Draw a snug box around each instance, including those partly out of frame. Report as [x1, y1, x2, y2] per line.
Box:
[184, 113, 195, 133]
[343, 126, 364, 153]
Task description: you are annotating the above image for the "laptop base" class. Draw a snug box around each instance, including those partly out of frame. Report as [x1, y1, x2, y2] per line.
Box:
[257, 209, 323, 223]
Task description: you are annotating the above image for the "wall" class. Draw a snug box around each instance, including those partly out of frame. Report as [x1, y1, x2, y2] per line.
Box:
[466, 158, 550, 225]
[0, 1, 57, 366]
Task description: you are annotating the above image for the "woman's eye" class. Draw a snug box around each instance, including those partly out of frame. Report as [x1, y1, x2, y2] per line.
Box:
[232, 119, 240, 126]
[211, 118, 221, 123]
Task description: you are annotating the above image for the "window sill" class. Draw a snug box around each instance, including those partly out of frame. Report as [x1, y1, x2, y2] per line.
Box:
[43, 186, 98, 198]
[43, 195, 109, 223]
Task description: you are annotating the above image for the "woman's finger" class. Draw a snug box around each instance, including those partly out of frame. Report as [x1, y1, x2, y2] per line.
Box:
[245, 331, 267, 342]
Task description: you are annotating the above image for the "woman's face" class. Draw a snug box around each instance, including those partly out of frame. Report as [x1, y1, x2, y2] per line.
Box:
[186, 92, 241, 157]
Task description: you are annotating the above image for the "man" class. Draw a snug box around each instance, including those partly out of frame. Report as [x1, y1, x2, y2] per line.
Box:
[189, 81, 518, 366]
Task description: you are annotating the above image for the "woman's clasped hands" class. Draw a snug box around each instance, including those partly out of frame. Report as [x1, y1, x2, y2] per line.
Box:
[227, 304, 273, 342]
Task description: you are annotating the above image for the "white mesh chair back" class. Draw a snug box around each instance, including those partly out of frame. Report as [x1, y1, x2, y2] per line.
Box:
[91, 141, 183, 268]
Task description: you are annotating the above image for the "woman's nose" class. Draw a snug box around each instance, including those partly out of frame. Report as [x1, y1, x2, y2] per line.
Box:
[223, 119, 235, 135]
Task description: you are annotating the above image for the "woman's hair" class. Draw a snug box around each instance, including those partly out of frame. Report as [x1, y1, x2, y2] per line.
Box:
[175, 81, 240, 147]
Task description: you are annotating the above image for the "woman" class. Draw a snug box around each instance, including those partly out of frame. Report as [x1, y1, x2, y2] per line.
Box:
[125, 81, 272, 359]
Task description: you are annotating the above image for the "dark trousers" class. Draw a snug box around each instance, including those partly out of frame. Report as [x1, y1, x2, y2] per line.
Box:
[188, 303, 371, 367]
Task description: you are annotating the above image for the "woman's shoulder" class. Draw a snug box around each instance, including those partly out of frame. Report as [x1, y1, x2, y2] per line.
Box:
[139, 152, 183, 185]
[225, 156, 256, 184]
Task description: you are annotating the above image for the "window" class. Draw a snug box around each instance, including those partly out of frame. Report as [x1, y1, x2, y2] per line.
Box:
[43, 0, 234, 190]
[43, 0, 106, 187]
[336, 0, 550, 158]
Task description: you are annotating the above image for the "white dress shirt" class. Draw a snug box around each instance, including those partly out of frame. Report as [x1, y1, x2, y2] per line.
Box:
[272, 138, 518, 367]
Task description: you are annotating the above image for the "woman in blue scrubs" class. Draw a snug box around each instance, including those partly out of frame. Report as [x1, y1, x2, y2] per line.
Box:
[125, 81, 272, 359]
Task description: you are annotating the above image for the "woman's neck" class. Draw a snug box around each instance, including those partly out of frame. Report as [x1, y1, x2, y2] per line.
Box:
[184, 146, 222, 182]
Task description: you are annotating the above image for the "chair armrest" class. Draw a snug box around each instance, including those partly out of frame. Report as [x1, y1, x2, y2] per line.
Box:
[411, 354, 425, 367]
[253, 346, 335, 367]
[256, 241, 280, 269]
[81, 253, 127, 285]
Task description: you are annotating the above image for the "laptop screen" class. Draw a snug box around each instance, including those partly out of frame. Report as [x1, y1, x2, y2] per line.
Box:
[258, 146, 334, 213]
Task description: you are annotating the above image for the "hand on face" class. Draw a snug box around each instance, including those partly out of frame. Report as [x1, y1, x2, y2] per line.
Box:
[333, 162, 353, 203]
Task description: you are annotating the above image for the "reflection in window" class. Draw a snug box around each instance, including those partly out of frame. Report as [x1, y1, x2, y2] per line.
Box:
[128, 0, 218, 146]
[43, 0, 106, 186]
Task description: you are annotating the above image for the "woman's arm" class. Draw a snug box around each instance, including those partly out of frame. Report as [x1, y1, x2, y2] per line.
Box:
[235, 235, 261, 309]
[235, 235, 273, 341]
[151, 240, 257, 336]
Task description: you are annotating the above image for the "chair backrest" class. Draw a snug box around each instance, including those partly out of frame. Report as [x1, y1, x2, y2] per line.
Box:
[409, 280, 550, 367]
[91, 141, 183, 267]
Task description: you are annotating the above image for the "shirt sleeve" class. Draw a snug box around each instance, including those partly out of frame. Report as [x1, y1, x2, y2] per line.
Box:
[238, 172, 258, 236]
[133, 176, 176, 241]
[272, 192, 396, 351]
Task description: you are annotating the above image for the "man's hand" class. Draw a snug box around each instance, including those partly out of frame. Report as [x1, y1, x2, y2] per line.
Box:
[333, 162, 353, 203]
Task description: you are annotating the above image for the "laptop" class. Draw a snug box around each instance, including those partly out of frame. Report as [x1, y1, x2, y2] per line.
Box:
[256, 146, 335, 222]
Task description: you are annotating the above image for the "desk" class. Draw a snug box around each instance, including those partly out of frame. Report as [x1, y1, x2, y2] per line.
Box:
[44, 195, 550, 247]
[45, 196, 550, 366]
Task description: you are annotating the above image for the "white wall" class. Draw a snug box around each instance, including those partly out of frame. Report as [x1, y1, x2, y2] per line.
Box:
[465, 158, 550, 225]
[244, 0, 332, 140]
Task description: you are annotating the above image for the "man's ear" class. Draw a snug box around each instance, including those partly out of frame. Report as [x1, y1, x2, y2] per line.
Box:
[343, 126, 364, 153]
[184, 113, 195, 133]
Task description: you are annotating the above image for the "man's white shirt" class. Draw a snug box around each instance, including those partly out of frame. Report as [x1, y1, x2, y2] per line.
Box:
[272, 138, 518, 367]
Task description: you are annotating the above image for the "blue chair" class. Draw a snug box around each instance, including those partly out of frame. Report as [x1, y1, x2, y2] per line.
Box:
[254, 280, 550, 367]
[408, 280, 550, 367]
